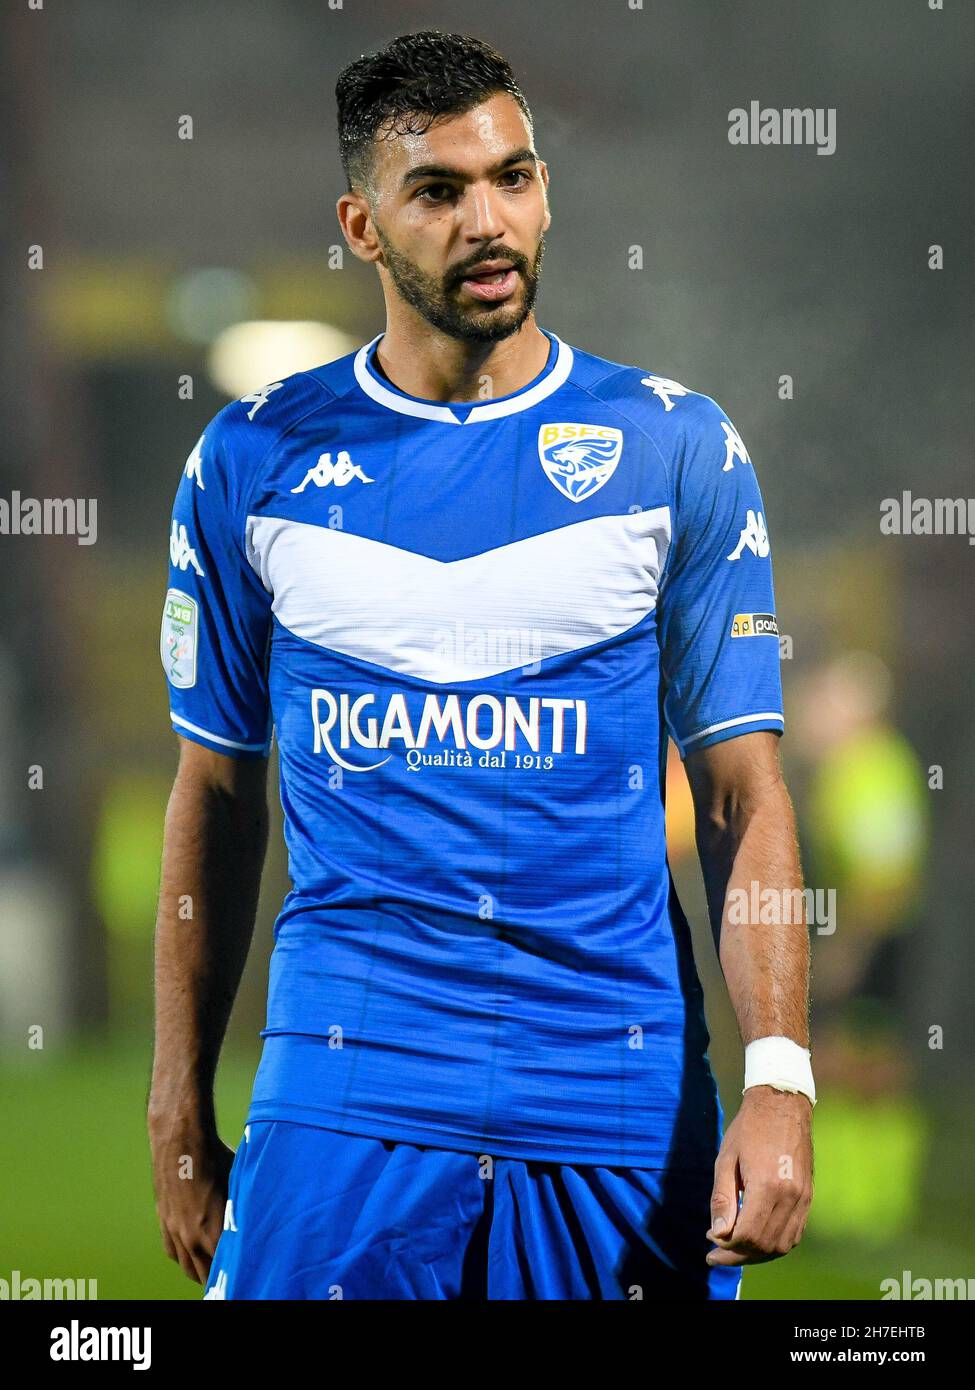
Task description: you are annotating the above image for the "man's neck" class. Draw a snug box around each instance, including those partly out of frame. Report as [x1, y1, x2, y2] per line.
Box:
[372, 314, 551, 404]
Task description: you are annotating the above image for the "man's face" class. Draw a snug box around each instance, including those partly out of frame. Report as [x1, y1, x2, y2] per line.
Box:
[364, 93, 550, 343]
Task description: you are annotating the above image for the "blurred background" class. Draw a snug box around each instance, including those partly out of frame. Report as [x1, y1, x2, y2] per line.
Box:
[1, 0, 972, 1300]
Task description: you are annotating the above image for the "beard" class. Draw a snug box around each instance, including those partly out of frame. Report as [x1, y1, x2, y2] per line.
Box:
[374, 226, 544, 344]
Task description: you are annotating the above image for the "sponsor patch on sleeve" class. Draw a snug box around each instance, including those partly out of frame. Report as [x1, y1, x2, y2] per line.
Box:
[161, 589, 198, 688]
[730, 612, 779, 638]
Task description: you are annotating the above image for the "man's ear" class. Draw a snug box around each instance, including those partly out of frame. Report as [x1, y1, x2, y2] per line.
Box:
[336, 191, 382, 265]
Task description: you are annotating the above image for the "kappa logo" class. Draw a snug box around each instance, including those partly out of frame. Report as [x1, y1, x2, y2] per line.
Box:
[721, 421, 751, 472]
[170, 521, 204, 575]
[204, 1270, 228, 1300]
[292, 451, 375, 493]
[184, 434, 205, 490]
[727, 509, 770, 560]
[538, 424, 623, 503]
[241, 381, 284, 420]
[639, 374, 691, 412]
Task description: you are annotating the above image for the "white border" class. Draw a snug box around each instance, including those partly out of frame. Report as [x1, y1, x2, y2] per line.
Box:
[681, 712, 785, 752]
[352, 332, 574, 424]
[170, 712, 268, 753]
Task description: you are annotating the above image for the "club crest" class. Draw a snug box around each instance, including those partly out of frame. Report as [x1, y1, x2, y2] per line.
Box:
[538, 424, 623, 503]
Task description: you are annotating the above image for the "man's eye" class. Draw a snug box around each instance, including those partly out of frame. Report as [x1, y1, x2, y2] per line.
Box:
[417, 183, 454, 203]
[500, 169, 531, 188]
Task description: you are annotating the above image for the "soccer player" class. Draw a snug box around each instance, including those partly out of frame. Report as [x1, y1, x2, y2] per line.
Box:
[150, 30, 814, 1301]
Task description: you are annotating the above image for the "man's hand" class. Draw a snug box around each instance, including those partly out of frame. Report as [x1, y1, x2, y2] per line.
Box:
[706, 1086, 813, 1266]
[149, 1112, 234, 1285]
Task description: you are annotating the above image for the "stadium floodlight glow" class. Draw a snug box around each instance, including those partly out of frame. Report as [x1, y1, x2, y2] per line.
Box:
[166, 268, 258, 345]
[207, 320, 358, 398]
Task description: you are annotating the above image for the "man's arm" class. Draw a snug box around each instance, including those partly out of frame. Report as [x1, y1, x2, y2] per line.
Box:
[148, 736, 269, 1285]
[684, 730, 813, 1267]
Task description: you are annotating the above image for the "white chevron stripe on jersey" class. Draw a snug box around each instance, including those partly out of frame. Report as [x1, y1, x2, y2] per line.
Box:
[245, 508, 672, 684]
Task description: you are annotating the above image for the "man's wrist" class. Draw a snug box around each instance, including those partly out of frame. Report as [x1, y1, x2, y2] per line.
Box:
[743, 1035, 816, 1107]
[147, 1085, 217, 1138]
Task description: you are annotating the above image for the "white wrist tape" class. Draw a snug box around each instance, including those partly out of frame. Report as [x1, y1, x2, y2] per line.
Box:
[744, 1036, 816, 1106]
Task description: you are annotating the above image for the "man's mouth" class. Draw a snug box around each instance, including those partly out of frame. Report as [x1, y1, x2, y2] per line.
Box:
[457, 260, 520, 303]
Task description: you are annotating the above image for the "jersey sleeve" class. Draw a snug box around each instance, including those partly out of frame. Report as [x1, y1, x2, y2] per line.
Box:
[657, 396, 784, 758]
[160, 408, 273, 758]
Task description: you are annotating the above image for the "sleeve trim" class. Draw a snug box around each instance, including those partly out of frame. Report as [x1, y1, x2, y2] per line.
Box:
[679, 711, 784, 754]
[171, 712, 268, 753]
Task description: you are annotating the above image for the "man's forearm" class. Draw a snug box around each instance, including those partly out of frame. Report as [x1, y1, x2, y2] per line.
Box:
[149, 749, 269, 1127]
[686, 734, 814, 1264]
[689, 738, 809, 1048]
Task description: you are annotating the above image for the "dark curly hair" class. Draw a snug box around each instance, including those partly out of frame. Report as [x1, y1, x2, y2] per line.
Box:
[336, 30, 533, 196]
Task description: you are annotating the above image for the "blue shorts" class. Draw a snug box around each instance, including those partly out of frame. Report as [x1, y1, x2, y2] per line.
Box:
[204, 1121, 741, 1301]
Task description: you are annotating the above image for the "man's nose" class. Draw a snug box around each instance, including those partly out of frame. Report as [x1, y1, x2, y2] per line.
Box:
[460, 182, 507, 242]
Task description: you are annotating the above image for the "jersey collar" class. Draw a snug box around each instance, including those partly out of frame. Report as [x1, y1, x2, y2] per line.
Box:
[353, 329, 573, 425]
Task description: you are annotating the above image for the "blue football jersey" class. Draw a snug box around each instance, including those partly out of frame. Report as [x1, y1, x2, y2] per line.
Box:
[161, 329, 784, 1167]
